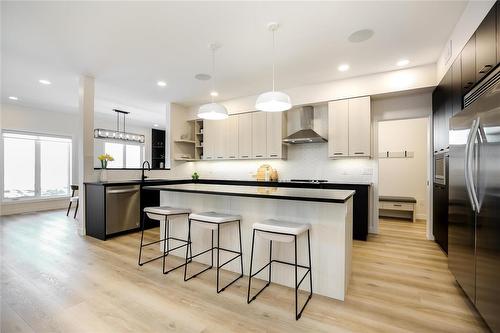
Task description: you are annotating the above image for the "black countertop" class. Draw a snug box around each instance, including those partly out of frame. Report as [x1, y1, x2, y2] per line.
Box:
[84, 178, 371, 188]
[143, 183, 355, 203]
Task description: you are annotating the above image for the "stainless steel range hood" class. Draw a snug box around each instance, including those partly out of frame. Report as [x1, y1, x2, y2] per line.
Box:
[283, 106, 327, 144]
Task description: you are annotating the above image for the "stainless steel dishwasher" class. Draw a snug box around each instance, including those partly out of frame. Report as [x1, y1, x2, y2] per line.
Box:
[106, 185, 140, 235]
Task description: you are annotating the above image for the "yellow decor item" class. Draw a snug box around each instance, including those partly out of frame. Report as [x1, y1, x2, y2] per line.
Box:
[256, 164, 278, 182]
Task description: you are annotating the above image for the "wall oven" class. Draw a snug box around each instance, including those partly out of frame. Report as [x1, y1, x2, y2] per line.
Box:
[434, 152, 447, 185]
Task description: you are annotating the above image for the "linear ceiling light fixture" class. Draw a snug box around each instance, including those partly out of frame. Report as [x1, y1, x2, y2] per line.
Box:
[255, 22, 292, 112]
[197, 43, 228, 120]
[94, 109, 145, 143]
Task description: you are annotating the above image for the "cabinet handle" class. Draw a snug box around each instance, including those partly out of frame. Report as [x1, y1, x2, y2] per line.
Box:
[255, 155, 263, 158]
[270, 154, 278, 157]
[393, 204, 402, 207]
[217, 156, 223, 159]
[333, 152, 344, 155]
[241, 155, 249, 158]
[479, 65, 493, 74]
[354, 152, 365, 155]
[229, 156, 236, 159]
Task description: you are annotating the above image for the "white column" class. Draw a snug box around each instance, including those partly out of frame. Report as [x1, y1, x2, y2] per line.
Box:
[77, 75, 96, 235]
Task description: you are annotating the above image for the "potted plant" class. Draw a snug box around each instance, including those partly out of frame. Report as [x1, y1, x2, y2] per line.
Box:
[97, 153, 114, 181]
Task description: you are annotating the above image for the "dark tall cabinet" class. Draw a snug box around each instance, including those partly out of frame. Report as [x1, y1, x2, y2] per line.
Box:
[151, 129, 166, 169]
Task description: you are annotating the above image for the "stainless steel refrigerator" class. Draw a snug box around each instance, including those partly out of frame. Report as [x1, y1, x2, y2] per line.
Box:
[449, 66, 500, 332]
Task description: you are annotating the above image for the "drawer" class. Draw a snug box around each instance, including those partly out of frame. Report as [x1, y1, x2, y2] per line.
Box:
[379, 201, 414, 211]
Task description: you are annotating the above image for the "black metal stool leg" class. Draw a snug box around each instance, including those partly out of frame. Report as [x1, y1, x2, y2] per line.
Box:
[308, 230, 313, 296]
[162, 215, 168, 273]
[238, 220, 244, 277]
[66, 201, 72, 216]
[183, 218, 192, 281]
[247, 229, 256, 303]
[73, 199, 79, 219]
[138, 212, 146, 266]
[294, 235, 299, 320]
[216, 224, 220, 293]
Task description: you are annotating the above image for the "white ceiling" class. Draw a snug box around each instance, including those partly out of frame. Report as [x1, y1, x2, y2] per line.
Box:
[2, 1, 467, 122]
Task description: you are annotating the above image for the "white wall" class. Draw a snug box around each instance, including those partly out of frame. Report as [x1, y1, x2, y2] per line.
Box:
[1, 103, 80, 215]
[436, 0, 496, 81]
[378, 118, 429, 220]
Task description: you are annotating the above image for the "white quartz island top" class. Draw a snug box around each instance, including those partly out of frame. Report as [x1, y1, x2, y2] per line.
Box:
[143, 183, 355, 203]
[145, 183, 354, 301]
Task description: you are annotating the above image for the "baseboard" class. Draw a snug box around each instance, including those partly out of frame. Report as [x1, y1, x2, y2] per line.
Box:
[1, 199, 68, 216]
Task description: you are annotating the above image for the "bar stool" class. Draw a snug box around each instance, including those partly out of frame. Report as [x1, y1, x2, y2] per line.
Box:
[66, 185, 79, 219]
[184, 212, 243, 293]
[247, 219, 313, 320]
[138, 206, 192, 275]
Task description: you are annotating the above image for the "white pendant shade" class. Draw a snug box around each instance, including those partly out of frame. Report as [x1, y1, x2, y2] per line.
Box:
[255, 91, 292, 112]
[197, 102, 228, 120]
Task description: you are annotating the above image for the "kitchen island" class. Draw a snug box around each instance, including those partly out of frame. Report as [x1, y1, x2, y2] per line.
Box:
[143, 183, 354, 301]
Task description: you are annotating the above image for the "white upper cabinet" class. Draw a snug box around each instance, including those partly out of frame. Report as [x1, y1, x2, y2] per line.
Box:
[328, 99, 349, 157]
[238, 113, 252, 159]
[328, 96, 371, 158]
[251, 112, 267, 159]
[266, 112, 285, 159]
[203, 111, 285, 161]
[213, 119, 226, 160]
[225, 116, 239, 159]
[203, 120, 215, 160]
[348, 96, 371, 157]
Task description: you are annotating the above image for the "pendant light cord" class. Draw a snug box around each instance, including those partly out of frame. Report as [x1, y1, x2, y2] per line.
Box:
[272, 28, 276, 92]
[211, 46, 216, 103]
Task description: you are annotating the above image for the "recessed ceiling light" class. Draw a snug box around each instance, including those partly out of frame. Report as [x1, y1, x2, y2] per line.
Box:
[195, 73, 211, 81]
[153, 124, 159, 127]
[157, 81, 167, 87]
[396, 59, 410, 67]
[39, 79, 51, 85]
[8, 96, 19, 100]
[348, 29, 374, 43]
[338, 64, 350, 72]
[210, 91, 218, 97]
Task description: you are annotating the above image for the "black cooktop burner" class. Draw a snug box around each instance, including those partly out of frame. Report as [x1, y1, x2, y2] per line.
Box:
[289, 179, 328, 183]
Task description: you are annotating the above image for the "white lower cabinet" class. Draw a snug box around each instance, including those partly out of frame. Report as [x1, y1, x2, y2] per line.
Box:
[328, 96, 371, 158]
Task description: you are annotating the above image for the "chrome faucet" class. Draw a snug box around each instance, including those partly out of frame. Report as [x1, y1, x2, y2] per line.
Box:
[141, 161, 151, 182]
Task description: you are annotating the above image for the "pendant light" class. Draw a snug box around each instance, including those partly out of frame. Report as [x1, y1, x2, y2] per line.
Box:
[198, 43, 228, 120]
[255, 22, 292, 112]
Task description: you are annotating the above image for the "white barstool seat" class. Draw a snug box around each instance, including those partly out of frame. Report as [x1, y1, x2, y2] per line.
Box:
[253, 219, 311, 242]
[184, 211, 244, 293]
[247, 218, 313, 320]
[70, 196, 79, 202]
[189, 211, 242, 230]
[145, 206, 191, 221]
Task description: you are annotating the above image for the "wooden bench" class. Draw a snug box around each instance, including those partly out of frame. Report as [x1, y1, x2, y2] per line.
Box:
[379, 196, 417, 222]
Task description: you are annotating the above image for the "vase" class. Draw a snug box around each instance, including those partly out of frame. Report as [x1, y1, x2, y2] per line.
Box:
[100, 169, 108, 182]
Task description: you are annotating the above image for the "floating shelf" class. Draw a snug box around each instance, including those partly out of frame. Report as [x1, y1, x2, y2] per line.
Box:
[174, 140, 195, 144]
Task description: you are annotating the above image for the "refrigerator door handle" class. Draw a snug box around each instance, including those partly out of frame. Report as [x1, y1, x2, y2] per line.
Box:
[465, 118, 478, 212]
[470, 120, 484, 213]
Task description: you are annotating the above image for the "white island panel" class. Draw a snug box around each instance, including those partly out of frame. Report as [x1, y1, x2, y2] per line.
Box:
[152, 186, 353, 301]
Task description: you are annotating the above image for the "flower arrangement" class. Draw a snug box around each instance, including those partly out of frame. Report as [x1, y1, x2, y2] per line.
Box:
[97, 154, 114, 169]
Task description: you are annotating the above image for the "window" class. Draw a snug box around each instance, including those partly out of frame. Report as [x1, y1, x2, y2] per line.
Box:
[3, 131, 71, 200]
[102, 141, 144, 169]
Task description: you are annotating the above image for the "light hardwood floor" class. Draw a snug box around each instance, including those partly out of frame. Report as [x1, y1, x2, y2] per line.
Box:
[1, 211, 489, 333]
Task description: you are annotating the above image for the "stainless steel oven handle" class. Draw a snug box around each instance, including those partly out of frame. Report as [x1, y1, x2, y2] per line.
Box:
[465, 119, 477, 212]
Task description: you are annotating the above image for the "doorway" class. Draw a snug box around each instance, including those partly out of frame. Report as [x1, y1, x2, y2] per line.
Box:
[377, 117, 430, 239]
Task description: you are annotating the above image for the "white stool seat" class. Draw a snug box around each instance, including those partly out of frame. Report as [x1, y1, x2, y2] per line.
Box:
[144, 206, 191, 221]
[253, 219, 311, 243]
[189, 212, 241, 230]
[70, 196, 79, 202]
